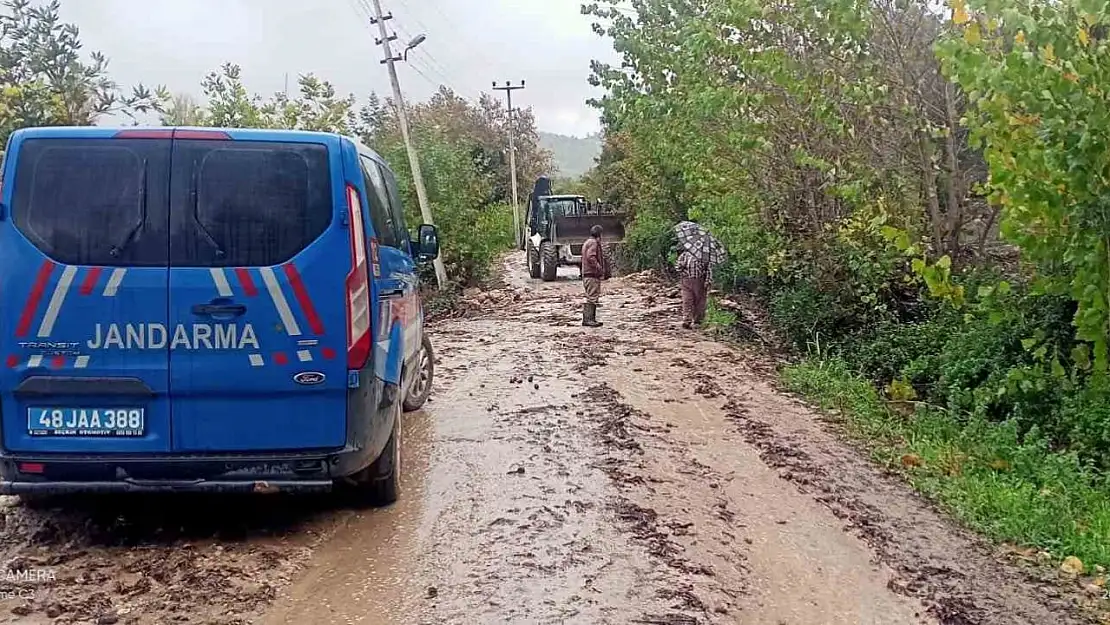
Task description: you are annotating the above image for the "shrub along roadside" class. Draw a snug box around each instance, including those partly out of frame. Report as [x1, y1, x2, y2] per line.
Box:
[783, 358, 1110, 569]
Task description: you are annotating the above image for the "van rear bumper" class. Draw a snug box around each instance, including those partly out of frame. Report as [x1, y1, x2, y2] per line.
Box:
[0, 371, 399, 496]
[1, 478, 333, 495]
[0, 447, 373, 495]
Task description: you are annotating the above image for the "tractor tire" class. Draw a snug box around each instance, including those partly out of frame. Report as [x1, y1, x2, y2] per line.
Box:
[528, 242, 541, 279]
[602, 242, 619, 277]
[540, 241, 558, 282]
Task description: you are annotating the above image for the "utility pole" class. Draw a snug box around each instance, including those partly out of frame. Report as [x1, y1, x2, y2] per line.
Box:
[493, 80, 526, 249]
[369, 0, 447, 287]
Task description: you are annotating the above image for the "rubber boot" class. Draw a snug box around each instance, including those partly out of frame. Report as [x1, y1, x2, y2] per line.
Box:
[583, 302, 603, 327]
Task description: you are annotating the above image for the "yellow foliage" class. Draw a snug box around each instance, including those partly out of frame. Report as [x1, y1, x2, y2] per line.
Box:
[900, 453, 924, 468]
[1061, 555, 1085, 576]
[951, 0, 970, 24]
[886, 378, 917, 402]
[988, 458, 1012, 472]
[964, 22, 982, 45]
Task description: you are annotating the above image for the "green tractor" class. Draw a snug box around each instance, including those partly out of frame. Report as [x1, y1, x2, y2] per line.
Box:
[524, 176, 627, 281]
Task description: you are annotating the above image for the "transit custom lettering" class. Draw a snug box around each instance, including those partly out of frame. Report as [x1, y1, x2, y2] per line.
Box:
[86, 323, 259, 350]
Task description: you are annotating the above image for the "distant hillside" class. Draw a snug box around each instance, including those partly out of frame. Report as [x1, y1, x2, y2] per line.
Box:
[538, 132, 602, 178]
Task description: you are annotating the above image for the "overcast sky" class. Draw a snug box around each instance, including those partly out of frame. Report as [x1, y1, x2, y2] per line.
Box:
[56, 0, 617, 137]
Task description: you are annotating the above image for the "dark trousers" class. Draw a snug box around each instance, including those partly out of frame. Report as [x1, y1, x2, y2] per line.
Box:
[681, 277, 708, 325]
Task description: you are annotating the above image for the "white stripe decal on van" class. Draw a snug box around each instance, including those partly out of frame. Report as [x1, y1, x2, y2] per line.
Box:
[249, 354, 264, 367]
[74, 355, 90, 369]
[209, 268, 234, 297]
[27, 355, 43, 368]
[103, 269, 126, 297]
[259, 267, 302, 336]
[37, 265, 77, 337]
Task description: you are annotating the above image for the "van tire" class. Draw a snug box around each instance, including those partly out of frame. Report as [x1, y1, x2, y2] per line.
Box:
[527, 242, 541, 279]
[345, 403, 401, 507]
[402, 334, 434, 412]
[540, 241, 558, 282]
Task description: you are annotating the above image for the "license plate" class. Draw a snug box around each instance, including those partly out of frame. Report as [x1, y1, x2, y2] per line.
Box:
[27, 407, 145, 437]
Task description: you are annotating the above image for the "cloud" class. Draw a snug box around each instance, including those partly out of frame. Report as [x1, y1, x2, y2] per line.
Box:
[55, 0, 616, 137]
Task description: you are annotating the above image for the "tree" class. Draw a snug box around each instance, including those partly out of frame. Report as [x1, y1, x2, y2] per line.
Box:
[939, 0, 1110, 368]
[200, 63, 271, 128]
[359, 86, 554, 206]
[198, 63, 356, 133]
[160, 93, 207, 126]
[0, 0, 166, 142]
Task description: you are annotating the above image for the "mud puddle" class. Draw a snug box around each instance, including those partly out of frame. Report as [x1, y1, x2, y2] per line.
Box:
[0, 492, 337, 624]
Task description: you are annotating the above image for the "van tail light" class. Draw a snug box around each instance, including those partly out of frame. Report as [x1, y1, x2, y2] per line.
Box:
[346, 184, 372, 370]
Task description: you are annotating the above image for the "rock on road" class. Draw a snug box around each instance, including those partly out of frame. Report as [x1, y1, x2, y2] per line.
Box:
[0, 252, 1102, 625]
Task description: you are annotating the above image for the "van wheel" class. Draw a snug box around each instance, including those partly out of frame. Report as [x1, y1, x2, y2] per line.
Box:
[345, 402, 401, 507]
[403, 335, 434, 412]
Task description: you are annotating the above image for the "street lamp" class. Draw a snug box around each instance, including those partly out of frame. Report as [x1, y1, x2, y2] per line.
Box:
[403, 34, 426, 61]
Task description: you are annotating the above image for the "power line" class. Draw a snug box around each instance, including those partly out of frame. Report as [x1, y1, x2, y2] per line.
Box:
[387, 17, 471, 95]
[348, 0, 466, 98]
[365, 0, 447, 286]
[392, 0, 435, 38]
[387, 16, 463, 91]
[407, 0, 503, 77]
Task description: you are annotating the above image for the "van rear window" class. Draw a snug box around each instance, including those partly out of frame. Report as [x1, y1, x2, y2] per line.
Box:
[169, 141, 333, 267]
[11, 138, 171, 266]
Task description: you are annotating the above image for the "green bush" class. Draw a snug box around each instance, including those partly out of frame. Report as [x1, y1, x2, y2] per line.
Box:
[845, 309, 959, 387]
[413, 203, 514, 288]
[622, 206, 677, 274]
[1059, 381, 1110, 471]
[769, 281, 856, 351]
[783, 358, 1110, 568]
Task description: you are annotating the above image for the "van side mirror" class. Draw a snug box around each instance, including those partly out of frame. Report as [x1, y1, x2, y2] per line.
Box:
[414, 224, 439, 261]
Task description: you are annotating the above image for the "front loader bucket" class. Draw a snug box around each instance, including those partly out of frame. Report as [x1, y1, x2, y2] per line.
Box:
[553, 214, 627, 243]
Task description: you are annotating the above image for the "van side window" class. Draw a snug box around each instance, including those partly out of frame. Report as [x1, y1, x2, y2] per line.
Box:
[377, 164, 409, 248]
[359, 155, 398, 248]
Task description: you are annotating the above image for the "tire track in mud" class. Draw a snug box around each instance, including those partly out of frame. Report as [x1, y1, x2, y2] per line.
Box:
[0, 494, 340, 625]
[546, 261, 1106, 625]
[580, 380, 744, 625]
[716, 389, 1105, 625]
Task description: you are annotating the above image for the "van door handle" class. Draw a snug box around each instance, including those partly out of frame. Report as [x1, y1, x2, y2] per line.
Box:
[192, 303, 247, 317]
[378, 288, 404, 298]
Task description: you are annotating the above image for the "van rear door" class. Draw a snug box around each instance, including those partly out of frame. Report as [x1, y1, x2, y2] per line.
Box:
[166, 133, 349, 452]
[0, 132, 172, 453]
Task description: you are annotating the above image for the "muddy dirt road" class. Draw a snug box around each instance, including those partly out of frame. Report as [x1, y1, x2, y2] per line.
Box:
[0, 253, 1103, 625]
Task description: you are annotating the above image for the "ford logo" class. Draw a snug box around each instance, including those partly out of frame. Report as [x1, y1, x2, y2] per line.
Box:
[293, 371, 326, 386]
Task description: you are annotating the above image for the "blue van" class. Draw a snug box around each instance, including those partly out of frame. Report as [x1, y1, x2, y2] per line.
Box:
[0, 126, 438, 506]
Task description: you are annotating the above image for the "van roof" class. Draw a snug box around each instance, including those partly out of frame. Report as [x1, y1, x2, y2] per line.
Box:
[7, 126, 391, 167]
